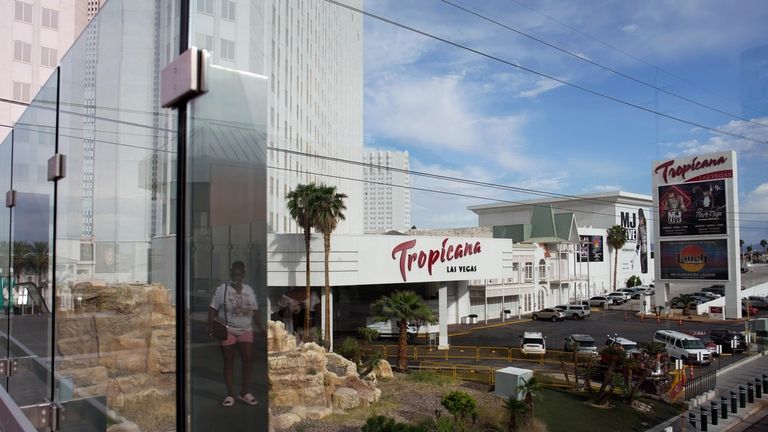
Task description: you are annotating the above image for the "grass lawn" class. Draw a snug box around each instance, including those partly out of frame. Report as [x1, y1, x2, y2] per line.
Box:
[536, 388, 682, 432]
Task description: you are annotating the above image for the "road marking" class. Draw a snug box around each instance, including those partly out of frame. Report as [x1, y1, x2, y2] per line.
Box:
[449, 319, 530, 336]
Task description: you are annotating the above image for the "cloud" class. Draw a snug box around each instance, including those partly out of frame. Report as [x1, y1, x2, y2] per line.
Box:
[515, 78, 565, 98]
[740, 183, 768, 244]
[668, 117, 768, 158]
[622, 24, 639, 33]
[591, 185, 622, 193]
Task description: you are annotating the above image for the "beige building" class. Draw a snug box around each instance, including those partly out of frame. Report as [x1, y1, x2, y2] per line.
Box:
[0, 0, 105, 140]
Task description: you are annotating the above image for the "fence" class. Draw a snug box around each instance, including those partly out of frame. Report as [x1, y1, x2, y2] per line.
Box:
[684, 370, 717, 401]
[364, 344, 582, 366]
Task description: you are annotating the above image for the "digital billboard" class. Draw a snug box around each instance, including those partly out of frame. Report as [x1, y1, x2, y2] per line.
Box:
[659, 239, 729, 280]
[658, 180, 727, 237]
[577, 235, 603, 262]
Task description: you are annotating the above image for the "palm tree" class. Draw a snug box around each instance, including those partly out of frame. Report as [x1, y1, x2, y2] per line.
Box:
[371, 290, 436, 372]
[761, 239, 767, 256]
[606, 225, 628, 290]
[595, 343, 625, 404]
[740, 239, 745, 255]
[503, 397, 527, 432]
[314, 185, 347, 350]
[520, 376, 542, 426]
[286, 183, 321, 340]
[26, 241, 49, 284]
[624, 341, 667, 403]
[670, 293, 696, 316]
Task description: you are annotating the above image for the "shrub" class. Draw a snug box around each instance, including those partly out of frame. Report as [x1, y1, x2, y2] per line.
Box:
[441, 391, 477, 428]
[357, 326, 380, 343]
[626, 275, 642, 287]
[361, 415, 427, 432]
[406, 371, 452, 386]
[336, 337, 362, 364]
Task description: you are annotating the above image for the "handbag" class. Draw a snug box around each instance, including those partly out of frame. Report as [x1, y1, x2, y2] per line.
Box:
[211, 285, 229, 341]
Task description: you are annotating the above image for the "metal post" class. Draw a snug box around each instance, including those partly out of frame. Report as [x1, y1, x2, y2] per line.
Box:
[710, 401, 718, 425]
[720, 396, 728, 419]
[731, 391, 738, 413]
[700, 407, 708, 431]
[688, 411, 697, 429]
[763, 374, 768, 394]
[748, 382, 754, 403]
[756, 378, 762, 399]
[740, 386, 746, 408]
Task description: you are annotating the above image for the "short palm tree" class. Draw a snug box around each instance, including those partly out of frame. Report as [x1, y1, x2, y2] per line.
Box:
[371, 290, 436, 372]
[761, 239, 767, 255]
[606, 225, 628, 290]
[670, 293, 696, 316]
[520, 376, 542, 426]
[314, 185, 347, 350]
[503, 397, 527, 432]
[286, 183, 321, 340]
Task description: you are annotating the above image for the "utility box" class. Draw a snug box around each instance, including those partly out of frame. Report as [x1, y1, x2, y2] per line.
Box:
[749, 318, 768, 337]
[493, 367, 533, 401]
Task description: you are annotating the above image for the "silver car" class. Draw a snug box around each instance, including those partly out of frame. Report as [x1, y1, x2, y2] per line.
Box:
[531, 308, 566, 322]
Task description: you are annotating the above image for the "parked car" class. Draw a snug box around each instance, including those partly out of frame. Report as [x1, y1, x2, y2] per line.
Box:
[743, 305, 759, 316]
[697, 291, 722, 299]
[654, 330, 712, 364]
[708, 329, 747, 353]
[589, 296, 613, 307]
[564, 334, 598, 355]
[703, 285, 725, 296]
[604, 335, 641, 357]
[670, 297, 705, 309]
[745, 296, 768, 309]
[690, 292, 714, 302]
[521, 331, 546, 355]
[685, 331, 718, 357]
[531, 308, 566, 322]
[554, 304, 591, 320]
[606, 292, 629, 304]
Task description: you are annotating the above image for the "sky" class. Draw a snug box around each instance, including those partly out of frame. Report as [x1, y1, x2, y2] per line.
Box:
[360, 0, 768, 247]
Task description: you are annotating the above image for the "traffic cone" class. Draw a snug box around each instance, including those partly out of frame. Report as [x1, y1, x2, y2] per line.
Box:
[678, 318, 683, 326]
[624, 312, 628, 321]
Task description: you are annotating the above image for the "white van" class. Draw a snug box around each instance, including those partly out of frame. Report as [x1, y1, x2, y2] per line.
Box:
[365, 318, 417, 339]
[521, 331, 546, 355]
[653, 330, 711, 364]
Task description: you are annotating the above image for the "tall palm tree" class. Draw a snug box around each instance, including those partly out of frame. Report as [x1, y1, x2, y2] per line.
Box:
[740, 239, 745, 255]
[286, 183, 321, 340]
[27, 241, 49, 284]
[761, 239, 767, 256]
[314, 185, 347, 350]
[606, 225, 628, 290]
[371, 290, 436, 372]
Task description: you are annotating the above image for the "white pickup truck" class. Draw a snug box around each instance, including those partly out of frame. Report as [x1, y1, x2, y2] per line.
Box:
[365, 318, 418, 339]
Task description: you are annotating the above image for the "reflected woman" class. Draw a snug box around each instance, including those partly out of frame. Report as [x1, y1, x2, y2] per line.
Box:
[208, 261, 262, 407]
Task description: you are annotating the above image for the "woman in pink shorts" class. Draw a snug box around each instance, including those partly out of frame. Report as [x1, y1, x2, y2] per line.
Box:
[208, 261, 262, 407]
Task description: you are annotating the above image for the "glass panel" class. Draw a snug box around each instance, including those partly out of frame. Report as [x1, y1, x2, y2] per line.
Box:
[0, 134, 12, 391]
[54, 0, 179, 430]
[186, 58, 268, 430]
[7, 69, 57, 409]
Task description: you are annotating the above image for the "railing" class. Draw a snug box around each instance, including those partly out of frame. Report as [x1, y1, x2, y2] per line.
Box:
[0, 382, 37, 432]
[684, 370, 717, 401]
[364, 344, 576, 366]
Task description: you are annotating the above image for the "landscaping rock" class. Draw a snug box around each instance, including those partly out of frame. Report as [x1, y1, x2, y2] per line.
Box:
[332, 387, 360, 409]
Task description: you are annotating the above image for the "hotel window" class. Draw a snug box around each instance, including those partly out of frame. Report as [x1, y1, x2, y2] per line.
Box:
[220, 38, 235, 61]
[14, 40, 32, 63]
[221, 0, 236, 21]
[12, 81, 31, 103]
[41, 7, 59, 29]
[15, 1, 33, 23]
[194, 33, 213, 52]
[196, 0, 213, 14]
[40, 46, 58, 67]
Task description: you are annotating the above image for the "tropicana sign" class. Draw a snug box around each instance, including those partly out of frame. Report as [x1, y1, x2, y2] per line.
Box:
[653, 155, 731, 184]
[391, 238, 482, 282]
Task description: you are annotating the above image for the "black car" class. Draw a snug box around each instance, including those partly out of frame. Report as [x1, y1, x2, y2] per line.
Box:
[708, 329, 747, 353]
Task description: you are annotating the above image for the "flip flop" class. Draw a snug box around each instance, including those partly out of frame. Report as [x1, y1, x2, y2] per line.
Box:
[221, 396, 235, 407]
[238, 393, 258, 406]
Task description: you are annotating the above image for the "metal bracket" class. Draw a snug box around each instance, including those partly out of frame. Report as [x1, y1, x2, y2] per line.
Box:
[0, 358, 19, 377]
[20, 402, 60, 431]
[161, 47, 208, 108]
[47, 154, 66, 181]
[5, 190, 15, 208]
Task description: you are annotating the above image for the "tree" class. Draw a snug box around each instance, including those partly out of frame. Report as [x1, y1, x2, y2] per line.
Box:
[623, 341, 668, 403]
[625, 275, 641, 288]
[520, 376, 542, 426]
[286, 183, 321, 340]
[606, 225, 628, 290]
[740, 239, 745, 255]
[314, 185, 347, 350]
[371, 290, 436, 372]
[670, 293, 697, 316]
[441, 391, 476, 431]
[761, 239, 767, 256]
[503, 397, 527, 432]
[594, 344, 625, 404]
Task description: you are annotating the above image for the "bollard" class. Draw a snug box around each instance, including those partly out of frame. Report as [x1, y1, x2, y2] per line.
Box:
[748, 382, 755, 403]
[720, 396, 728, 419]
[731, 391, 738, 413]
[756, 378, 763, 399]
[740, 386, 747, 408]
[763, 374, 768, 394]
[689, 411, 697, 429]
[700, 407, 708, 431]
[710, 401, 718, 426]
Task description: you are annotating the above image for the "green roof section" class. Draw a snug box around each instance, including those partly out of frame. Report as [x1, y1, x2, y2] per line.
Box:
[492, 205, 578, 244]
[493, 224, 530, 242]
